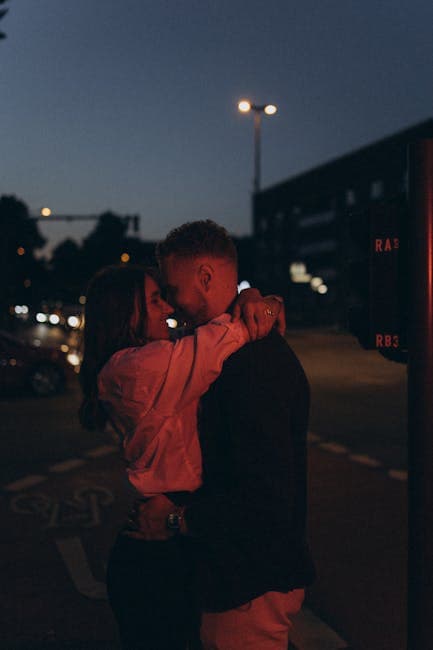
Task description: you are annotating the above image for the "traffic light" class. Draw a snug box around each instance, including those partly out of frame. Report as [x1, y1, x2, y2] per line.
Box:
[344, 197, 408, 359]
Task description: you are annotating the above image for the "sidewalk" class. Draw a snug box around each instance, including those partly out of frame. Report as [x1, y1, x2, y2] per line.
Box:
[1, 443, 406, 650]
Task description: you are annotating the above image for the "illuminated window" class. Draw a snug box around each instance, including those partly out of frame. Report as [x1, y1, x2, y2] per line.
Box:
[345, 190, 356, 206]
[370, 180, 383, 200]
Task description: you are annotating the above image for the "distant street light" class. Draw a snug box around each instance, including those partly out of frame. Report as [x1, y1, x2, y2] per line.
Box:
[40, 207, 52, 217]
[237, 99, 278, 193]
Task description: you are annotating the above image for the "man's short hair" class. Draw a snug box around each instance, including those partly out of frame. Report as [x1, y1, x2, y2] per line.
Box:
[156, 220, 238, 265]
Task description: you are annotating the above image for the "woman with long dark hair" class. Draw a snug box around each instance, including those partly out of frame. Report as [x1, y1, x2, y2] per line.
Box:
[79, 264, 283, 650]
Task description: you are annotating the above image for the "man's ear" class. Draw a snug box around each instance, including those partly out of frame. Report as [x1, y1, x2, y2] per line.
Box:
[198, 263, 214, 292]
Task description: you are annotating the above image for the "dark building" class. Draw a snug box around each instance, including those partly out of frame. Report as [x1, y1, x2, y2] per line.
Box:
[253, 119, 433, 326]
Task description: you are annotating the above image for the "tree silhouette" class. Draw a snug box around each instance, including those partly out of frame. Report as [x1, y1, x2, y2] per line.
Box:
[81, 211, 129, 274]
[0, 194, 46, 325]
[0, 0, 10, 40]
[49, 238, 84, 303]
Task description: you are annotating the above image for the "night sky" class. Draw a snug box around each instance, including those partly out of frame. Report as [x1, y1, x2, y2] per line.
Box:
[2, 0, 433, 255]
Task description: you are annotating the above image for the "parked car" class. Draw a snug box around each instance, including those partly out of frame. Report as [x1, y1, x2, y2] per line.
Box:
[0, 330, 72, 397]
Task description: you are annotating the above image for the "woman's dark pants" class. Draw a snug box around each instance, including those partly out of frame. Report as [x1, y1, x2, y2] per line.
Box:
[107, 533, 200, 650]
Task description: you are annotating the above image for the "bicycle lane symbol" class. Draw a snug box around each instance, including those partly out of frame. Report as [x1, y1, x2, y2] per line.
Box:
[10, 485, 114, 600]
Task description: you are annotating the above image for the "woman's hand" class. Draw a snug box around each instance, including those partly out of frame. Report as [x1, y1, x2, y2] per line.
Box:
[123, 495, 178, 541]
[232, 288, 286, 340]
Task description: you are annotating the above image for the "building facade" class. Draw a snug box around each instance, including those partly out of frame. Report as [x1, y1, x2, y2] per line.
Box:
[253, 119, 433, 326]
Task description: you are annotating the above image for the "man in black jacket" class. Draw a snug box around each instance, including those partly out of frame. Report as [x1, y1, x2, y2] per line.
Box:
[136, 220, 315, 649]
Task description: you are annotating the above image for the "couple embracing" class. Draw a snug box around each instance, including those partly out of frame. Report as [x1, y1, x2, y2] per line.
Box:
[79, 220, 315, 650]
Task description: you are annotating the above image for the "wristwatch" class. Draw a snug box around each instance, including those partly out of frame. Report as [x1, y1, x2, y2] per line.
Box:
[166, 507, 185, 533]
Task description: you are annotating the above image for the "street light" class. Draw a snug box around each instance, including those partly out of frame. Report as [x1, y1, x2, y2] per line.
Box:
[237, 99, 278, 193]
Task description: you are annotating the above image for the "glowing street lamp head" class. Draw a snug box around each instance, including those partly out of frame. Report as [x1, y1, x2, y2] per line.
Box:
[264, 104, 277, 115]
[238, 99, 251, 113]
[40, 207, 52, 217]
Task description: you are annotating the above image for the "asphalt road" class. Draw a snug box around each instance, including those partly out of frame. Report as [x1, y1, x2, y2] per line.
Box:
[288, 328, 407, 470]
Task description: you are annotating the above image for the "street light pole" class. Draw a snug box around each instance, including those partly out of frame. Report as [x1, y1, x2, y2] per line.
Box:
[253, 110, 262, 193]
[238, 100, 277, 194]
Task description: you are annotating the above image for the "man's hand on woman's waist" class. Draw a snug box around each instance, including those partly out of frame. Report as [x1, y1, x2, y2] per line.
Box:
[124, 495, 188, 541]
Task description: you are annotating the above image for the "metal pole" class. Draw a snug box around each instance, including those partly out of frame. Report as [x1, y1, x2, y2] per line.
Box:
[253, 110, 262, 193]
[407, 139, 433, 648]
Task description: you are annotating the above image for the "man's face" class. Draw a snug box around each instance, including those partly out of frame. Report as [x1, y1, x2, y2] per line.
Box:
[160, 255, 208, 326]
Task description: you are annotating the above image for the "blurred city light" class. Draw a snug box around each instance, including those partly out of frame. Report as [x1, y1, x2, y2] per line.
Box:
[24, 279, 32, 288]
[17, 247, 25, 256]
[14, 305, 29, 315]
[290, 262, 311, 283]
[67, 315, 80, 328]
[49, 314, 60, 325]
[290, 262, 307, 276]
[264, 104, 277, 115]
[120, 252, 130, 263]
[292, 273, 312, 283]
[79, 296, 86, 305]
[238, 100, 251, 113]
[36, 312, 48, 323]
[40, 207, 52, 217]
[318, 284, 328, 295]
[310, 276, 324, 291]
[33, 339, 41, 347]
[237, 280, 251, 293]
[61, 344, 69, 353]
[66, 352, 81, 367]
[166, 318, 178, 329]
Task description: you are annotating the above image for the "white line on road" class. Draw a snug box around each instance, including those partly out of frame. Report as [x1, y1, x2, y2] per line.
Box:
[319, 442, 349, 455]
[291, 607, 349, 649]
[84, 445, 118, 458]
[49, 459, 86, 473]
[349, 454, 383, 468]
[4, 475, 48, 492]
[55, 536, 107, 600]
[388, 469, 408, 481]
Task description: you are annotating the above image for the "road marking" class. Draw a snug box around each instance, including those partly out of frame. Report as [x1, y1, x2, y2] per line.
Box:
[84, 444, 118, 458]
[319, 442, 349, 455]
[291, 607, 349, 649]
[349, 454, 382, 468]
[55, 536, 107, 600]
[388, 469, 408, 481]
[49, 458, 86, 473]
[4, 475, 48, 492]
[10, 485, 114, 528]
